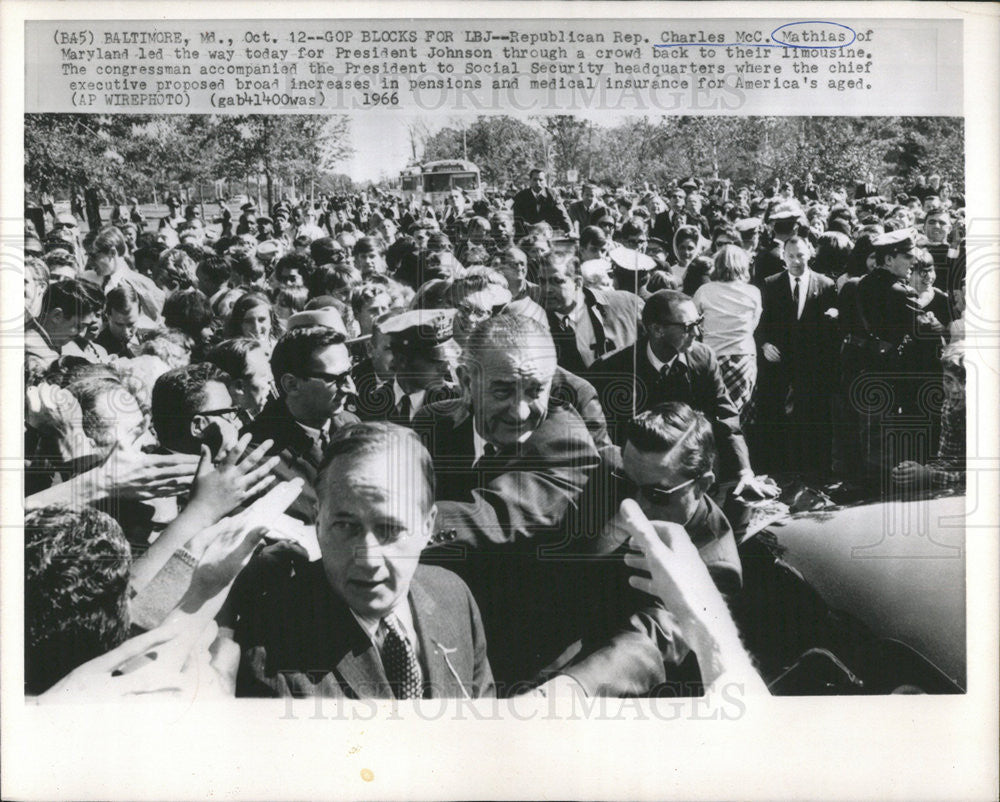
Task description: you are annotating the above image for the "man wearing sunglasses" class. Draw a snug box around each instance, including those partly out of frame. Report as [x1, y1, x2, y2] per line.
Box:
[244, 326, 359, 524]
[591, 289, 777, 500]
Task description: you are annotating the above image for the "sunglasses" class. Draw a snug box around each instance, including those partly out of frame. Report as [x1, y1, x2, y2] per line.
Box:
[663, 316, 705, 335]
[611, 470, 699, 505]
[301, 369, 354, 391]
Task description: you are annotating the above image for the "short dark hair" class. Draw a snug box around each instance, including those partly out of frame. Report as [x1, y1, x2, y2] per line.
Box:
[25, 505, 132, 694]
[105, 283, 140, 315]
[151, 362, 230, 451]
[197, 253, 231, 286]
[163, 288, 213, 340]
[318, 422, 435, 513]
[307, 262, 363, 299]
[641, 289, 692, 329]
[309, 236, 345, 266]
[205, 337, 266, 381]
[275, 251, 315, 280]
[269, 325, 347, 394]
[41, 278, 103, 321]
[626, 402, 717, 478]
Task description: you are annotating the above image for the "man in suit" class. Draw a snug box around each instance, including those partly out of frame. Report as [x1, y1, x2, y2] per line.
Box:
[229, 422, 494, 699]
[244, 326, 359, 524]
[568, 183, 610, 236]
[511, 168, 572, 237]
[590, 290, 777, 499]
[537, 251, 643, 376]
[351, 314, 398, 421]
[756, 235, 839, 474]
[380, 309, 462, 423]
[752, 207, 801, 288]
[414, 313, 669, 692]
[651, 186, 688, 245]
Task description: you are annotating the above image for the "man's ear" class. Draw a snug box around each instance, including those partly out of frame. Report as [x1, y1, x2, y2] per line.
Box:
[279, 372, 298, 396]
[190, 413, 208, 440]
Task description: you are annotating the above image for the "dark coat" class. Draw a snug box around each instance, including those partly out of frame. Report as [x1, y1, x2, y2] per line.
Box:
[546, 287, 643, 376]
[589, 339, 751, 480]
[511, 187, 572, 236]
[242, 396, 360, 524]
[233, 559, 494, 699]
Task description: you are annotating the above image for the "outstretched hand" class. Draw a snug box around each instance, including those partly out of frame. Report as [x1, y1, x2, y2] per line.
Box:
[98, 444, 202, 501]
[187, 435, 280, 522]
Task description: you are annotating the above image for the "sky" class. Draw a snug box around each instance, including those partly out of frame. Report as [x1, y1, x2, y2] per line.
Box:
[343, 113, 426, 184]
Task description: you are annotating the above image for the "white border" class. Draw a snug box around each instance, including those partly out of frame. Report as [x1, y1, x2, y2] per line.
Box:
[2, 3, 997, 800]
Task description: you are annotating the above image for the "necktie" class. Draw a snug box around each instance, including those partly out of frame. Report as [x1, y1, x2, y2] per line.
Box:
[792, 277, 800, 316]
[380, 614, 422, 699]
[395, 394, 411, 421]
[317, 426, 330, 456]
[550, 314, 587, 375]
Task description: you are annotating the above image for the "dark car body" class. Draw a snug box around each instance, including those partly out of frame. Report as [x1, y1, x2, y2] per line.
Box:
[732, 492, 965, 694]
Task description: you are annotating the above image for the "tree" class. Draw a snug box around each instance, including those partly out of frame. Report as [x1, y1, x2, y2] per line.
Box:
[421, 115, 545, 186]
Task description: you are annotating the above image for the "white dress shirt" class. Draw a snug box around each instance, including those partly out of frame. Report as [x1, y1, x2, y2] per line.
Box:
[392, 380, 426, 421]
[562, 295, 597, 368]
[788, 268, 810, 320]
[349, 597, 422, 664]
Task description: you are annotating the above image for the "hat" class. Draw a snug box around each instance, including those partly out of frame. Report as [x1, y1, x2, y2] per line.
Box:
[595, 213, 616, 227]
[734, 217, 762, 233]
[580, 258, 614, 283]
[255, 239, 282, 261]
[287, 307, 348, 335]
[166, 195, 182, 208]
[381, 308, 458, 353]
[240, 201, 257, 212]
[608, 246, 656, 272]
[873, 229, 917, 256]
[56, 212, 78, 228]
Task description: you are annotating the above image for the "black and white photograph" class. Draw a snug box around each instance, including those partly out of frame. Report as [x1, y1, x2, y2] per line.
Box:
[3, 4, 998, 801]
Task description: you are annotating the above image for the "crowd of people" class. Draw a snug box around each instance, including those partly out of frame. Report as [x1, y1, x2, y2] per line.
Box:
[22, 165, 966, 701]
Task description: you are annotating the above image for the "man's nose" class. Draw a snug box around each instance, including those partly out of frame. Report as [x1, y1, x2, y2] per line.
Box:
[513, 397, 532, 422]
[353, 533, 385, 566]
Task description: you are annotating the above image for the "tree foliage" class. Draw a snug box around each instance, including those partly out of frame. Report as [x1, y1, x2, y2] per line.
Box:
[415, 114, 964, 194]
[25, 113, 355, 204]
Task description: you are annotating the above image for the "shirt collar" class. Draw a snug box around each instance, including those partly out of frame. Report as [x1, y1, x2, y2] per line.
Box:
[646, 342, 687, 373]
[788, 267, 810, 287]
[295, 418, 330, 444]
[393, 379, 426, 419]
[349, 596, 417, 648]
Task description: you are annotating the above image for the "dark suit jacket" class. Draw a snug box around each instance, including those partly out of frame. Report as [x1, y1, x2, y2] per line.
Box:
[757, 269, 838, 395]
[589, 339, 751, 480]
[412, 399, 678, 692]
[752, 240, 786, 288]
[548, 287, 644, 375]
[551, 366, 613, 451]
[511, 187, 572, 236]
[568, 199, 610, 233]
[242, 396, 360, 524]
[233, 559, 494, 699]
[411, 400, 601, 549]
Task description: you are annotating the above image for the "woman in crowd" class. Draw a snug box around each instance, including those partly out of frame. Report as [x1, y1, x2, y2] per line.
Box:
[693, 245, 762, 423]
[224, 292, 281, 358]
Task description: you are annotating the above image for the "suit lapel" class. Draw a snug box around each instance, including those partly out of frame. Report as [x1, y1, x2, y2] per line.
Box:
[321, 582, 394, 698]
[410, 576, 466, 698]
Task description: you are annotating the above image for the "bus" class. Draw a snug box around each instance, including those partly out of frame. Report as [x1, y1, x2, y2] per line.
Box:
[399, 160, 483, 213]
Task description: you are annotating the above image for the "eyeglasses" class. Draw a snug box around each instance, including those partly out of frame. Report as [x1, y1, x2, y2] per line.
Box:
[662, 316, 704, 335]
[301, 369, 354, 391]
[611, 470, 699, 505]
[197, 406, 241, 423]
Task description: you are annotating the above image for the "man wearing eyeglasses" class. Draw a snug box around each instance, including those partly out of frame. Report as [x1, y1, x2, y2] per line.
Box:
[151, 364, 243, 457]
[591, 289, 777, 500]
[244, 326, 359, 524]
